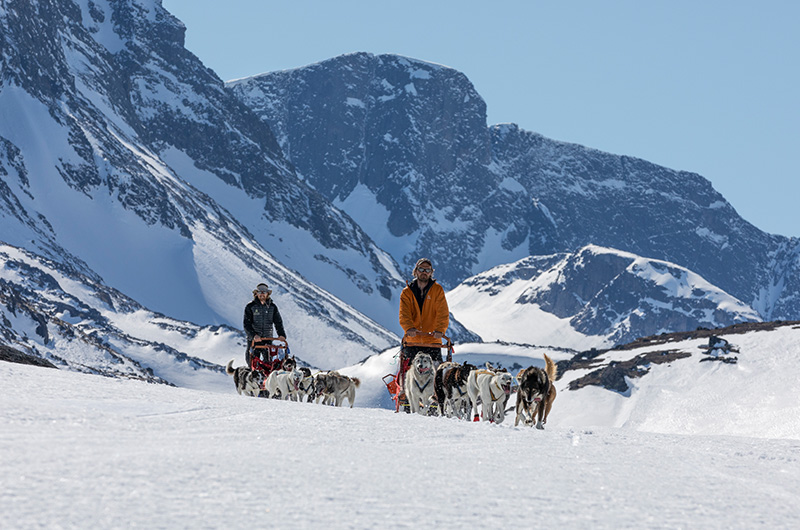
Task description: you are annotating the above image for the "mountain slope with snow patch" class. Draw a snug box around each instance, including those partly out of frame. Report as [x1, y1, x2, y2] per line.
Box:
[448, 245, 760, 349]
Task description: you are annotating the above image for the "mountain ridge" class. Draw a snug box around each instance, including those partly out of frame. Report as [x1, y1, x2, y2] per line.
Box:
[229, 52, 800, 323]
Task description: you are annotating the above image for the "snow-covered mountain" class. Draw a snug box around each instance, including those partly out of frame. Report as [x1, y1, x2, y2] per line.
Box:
[2, 0, 798, 381]
[229, 52, 800, 322]
[447, 245, 760, 349]
[0, 0, 406, 337]
[0, 0, 411, 363]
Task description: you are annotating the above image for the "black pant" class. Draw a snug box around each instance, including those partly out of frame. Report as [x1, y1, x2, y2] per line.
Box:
[403, 346, 443, 365]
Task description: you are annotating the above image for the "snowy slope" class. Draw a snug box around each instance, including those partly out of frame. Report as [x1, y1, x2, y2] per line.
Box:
[0, 241, 395, 376]
[554, 321, 800, 440]
[3, 346, 800, 528]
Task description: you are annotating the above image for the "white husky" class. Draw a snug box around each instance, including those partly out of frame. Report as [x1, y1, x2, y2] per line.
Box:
[404, 353, 435, 415]
[264, 369, 303, 401]
[467, 367, 514, 423]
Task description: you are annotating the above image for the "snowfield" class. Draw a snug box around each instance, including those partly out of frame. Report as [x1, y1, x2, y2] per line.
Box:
[3, 355, 800, 528]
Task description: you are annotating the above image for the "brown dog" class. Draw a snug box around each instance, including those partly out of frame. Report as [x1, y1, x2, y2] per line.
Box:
[514, 354, 557, 429]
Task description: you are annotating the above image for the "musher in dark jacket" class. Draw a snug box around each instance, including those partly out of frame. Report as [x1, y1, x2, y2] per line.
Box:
[243, 282, 286, 366]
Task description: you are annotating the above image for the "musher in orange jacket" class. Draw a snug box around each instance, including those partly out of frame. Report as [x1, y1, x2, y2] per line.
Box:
[399, 257, 450, 364]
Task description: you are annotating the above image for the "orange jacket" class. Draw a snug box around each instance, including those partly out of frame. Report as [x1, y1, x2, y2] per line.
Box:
[399, 280, 449, 345]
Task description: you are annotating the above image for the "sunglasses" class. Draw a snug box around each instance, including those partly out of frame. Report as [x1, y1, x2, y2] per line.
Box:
[416, 267, 433, 273]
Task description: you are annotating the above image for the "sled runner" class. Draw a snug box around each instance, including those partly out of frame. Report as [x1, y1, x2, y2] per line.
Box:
[249, 337, 290, 376]
[383, 332, 454, 413]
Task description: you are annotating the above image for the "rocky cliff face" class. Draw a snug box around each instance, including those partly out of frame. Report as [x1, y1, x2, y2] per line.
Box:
[229, 53, 800, 321]
[489, 125, 800, 321]
[228, 53, 559, 286]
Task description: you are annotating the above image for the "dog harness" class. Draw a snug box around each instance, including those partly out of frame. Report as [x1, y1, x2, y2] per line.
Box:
[414, 377, 432, 393]
[489, 381, 503, 402]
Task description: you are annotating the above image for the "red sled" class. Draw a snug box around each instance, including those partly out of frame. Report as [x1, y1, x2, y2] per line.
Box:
[249, 337, 290, 380]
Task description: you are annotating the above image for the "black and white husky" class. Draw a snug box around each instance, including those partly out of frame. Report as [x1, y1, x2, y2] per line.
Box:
[225, 360, 264, 397]
[297, 367, 316, 402]
[434, 361, 476, 419]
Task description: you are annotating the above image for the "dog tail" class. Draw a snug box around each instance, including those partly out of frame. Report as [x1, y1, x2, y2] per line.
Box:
[350, 377, 361, 387]
[543, 353, 557, 382]
[226, 359, 236, 375]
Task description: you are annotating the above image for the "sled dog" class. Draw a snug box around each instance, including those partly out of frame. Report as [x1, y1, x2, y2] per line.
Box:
[315, 371, 360, 407]
[280, 355, 297, 372]
[314, 371, 333, 405]
[515, 354, 557, 429]
[264, 368, 303, 401]
[405, 352, 435, 415]
[434, 360, 476, 419]
[467, 367, 513, 423]
[226, 359, 264, 397]
[297, 367, 316, 402]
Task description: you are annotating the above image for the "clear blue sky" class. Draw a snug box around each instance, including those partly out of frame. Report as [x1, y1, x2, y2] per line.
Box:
[162, 0, 799, 237]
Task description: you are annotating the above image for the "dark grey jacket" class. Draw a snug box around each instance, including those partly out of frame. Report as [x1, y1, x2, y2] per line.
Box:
[243, 298, 286, 339]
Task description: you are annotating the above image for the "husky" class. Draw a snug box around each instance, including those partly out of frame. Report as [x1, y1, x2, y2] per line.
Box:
[297, 367, 316, 402]
[515, 354, 557, 429]
[280, 355, 297, 372]
[467, 366, 513, 423]
[264, 368, 303, 401]
[434, 360, 477, 419]
[314, 371, 360, 408]
[404, 352, 435, 415]
[314, 371, 334, 405]
[226, 360, 264, 397]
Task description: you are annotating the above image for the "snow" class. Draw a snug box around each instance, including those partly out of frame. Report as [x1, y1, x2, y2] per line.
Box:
[346, 97, 365, 108]
[334, 182, 419, 264]
[695, 226, 730, 249]
[473, 226, 530, 275]
[3, 354, 800, 528]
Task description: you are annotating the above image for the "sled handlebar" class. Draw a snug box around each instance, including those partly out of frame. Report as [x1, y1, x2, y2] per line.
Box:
[401, 332, 452, 349]
[250, 337, 288, 349]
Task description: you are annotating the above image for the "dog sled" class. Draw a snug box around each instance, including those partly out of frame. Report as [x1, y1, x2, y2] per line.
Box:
[382, 332, 453, 413]
[249, 337, 290, 376]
